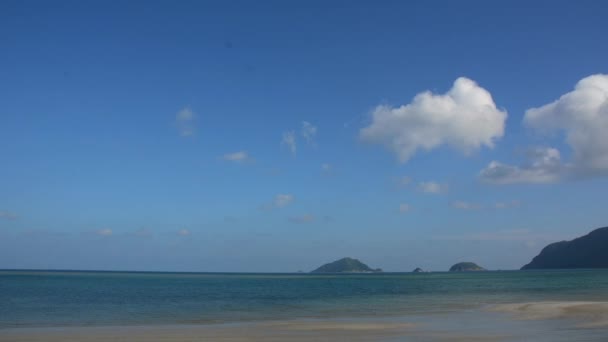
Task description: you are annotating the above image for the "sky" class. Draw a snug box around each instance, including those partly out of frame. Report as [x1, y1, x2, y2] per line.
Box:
[1, 0, 607, 272]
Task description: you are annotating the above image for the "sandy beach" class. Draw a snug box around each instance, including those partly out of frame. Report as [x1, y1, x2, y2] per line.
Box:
[4, 302, 608, 342]
[0, 320, 419, 342]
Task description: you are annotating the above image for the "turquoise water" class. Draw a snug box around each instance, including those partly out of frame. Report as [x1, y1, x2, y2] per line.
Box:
[1, 269, 608, 328]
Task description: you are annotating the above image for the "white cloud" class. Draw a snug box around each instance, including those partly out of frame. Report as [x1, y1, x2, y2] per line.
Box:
[176, 107, 196, 137]
[360, 77, 507, 163]
[399, 203, 410, 213]
[261, 194, 295, 210]
[480, 147, 563, 184]
[0, 211, 17, 220]
[480, 74, 608, 183]
[96, 228, 112, 236]
[451, 201, 482, 210]
[418, 181, 446, 194]
[321, 163, 331, 171]
[301, 121, 317, 144]
[281, 131, 297, 156]
[177, 229, 191, 236]
[222, 151, 249, 163]
[274, 194, 294, 208]
[525, 74, 608, 172]
[288, 214, 315, 224]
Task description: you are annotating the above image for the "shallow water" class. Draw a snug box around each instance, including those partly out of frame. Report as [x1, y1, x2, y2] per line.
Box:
[1, 269, 608, 340]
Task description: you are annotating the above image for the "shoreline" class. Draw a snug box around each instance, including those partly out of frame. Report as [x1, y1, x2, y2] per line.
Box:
[0, 319, 418, 342]
[3, 301, 608, 341]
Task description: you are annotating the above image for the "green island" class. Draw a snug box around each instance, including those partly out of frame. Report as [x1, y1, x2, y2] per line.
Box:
[311, 257, 383, 273]
[449, 262, 485, 272]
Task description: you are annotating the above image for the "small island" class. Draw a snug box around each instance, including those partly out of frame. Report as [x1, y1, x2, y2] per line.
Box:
[522, 226, 608, 270]
[311, 257, 382, 273]
[413, 267, 425, 273]
[449, 262, 485, 272]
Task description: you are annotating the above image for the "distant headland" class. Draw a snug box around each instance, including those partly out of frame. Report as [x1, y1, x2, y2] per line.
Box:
[522, 226, 608, 270]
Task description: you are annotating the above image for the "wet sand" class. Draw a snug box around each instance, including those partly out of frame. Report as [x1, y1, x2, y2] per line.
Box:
[0, 320, 417, 342]
[3, 301, 608, 342]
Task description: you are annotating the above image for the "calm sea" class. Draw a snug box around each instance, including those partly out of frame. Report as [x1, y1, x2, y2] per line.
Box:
[2, 269, 608, 339]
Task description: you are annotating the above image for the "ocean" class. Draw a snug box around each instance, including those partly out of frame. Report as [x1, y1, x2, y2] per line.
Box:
[1, 269, 608, 341]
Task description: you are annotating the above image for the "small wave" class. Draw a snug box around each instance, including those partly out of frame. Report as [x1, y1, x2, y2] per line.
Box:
[489, 301, 608, 328]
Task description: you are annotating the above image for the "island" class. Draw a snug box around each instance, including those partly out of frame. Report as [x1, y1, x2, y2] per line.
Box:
[311, 257, 382, 273]
[413, 267, 425, 273]
[521, 226, 608, 270]
[449, 262, 485, 272]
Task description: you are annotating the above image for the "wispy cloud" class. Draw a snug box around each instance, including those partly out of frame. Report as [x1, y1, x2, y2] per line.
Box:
[288, 214, 315, 224]
[301, 121, 317, 144]
[131, 228, 153, 238]
[0, 211, 18, 220]
[274, 194, 294, 208]
[177, 229, 191, 236]
[451, 200, 520, 210]
[479, 147, 563, 184]
[176, 107, 196, 137]
[432, 229, 569, 244]
[281, 131, 297, 156]
[398, 176, 412, 187]
[96, 228, 113, 236]
[222, 151, 250, 163]
[451, 201, 482, 210]
[399, 203, 411, 213]
[321, 163, 333, 175]
[260, 194, 295, 210]
[494, 200, 521, 209]
[418, 181, 447, 194]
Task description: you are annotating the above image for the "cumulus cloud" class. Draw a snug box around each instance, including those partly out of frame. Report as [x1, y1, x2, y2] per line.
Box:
[480, 74, 608, 183]
[281, 131, 297, 156]
[418, 181, 446, 194]
[399, 203, 410, 213]
[0, 211, 18, 220]
[176, 107, 196, 137]
[525, 74, 608, 171]
[222, 151, 250, 163]
[301, 121, 317, 144]
[96, 228, 112, 236]
[480, 147, 563, 184]
[451, 201, 482, 210]
[288, 214, 315, 224]
[177, 229, 190, 236]
[360, 77, 507, 163]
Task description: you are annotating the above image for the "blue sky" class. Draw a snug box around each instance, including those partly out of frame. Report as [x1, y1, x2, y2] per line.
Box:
[1, 1, 607, 272]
